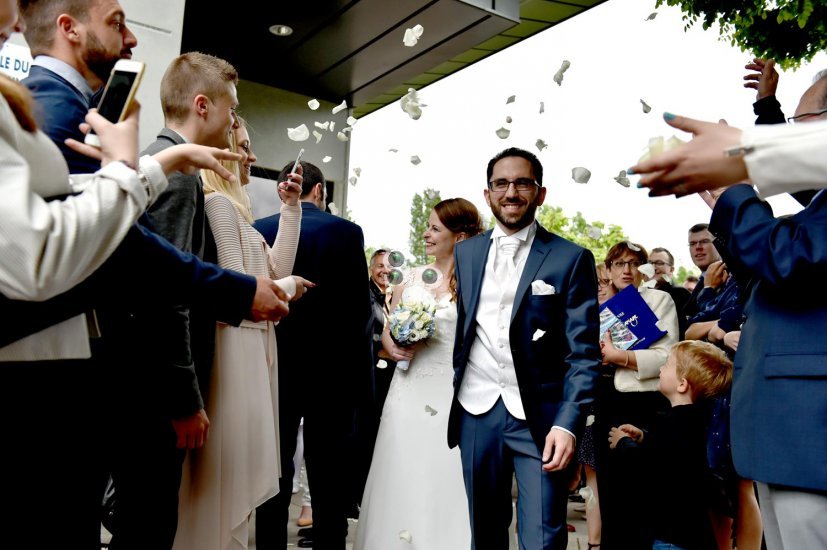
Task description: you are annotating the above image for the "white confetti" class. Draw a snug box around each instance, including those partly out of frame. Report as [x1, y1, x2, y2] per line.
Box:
[346, 115, 358, 126]
[349, 176, 357, 186]
[332, 100, 347, 114]
[314, 121, 329, 131]
[337, 131, 349, 142]
[627, 242, 642, 252]
[402, 24, 424, 47]
[307, 98, 320, 110]
[329, 202, 340, 216]
[400, 88, 423, 120]
[553, 60, 571, 86]
[399, 530, 413, 543]
[495, 127, 510, 139]
[312, 130, 323, 144]
[579, 486, 598, 511]
[329, 121, 336, 132]
[662, 273, 673, 283]
[532, 329, 546, 341]
[539, 101, 545, 114]
[410, 155, 421, 166]
[587, 226, 602, 239]
[388, 148, 398, 153]
[638, 135, 686, 163]
[506, 95, 516, 104]
[638, 263, 656, 278]
[535, 138, 548, 151]
[353, 167, 362, 177]
[505, 115, 513, 123]
[376, 359, 387, 369]
[424, 405, 438, 416]
[571, 167, 591, 183]
[645, 11, 658, 21]
[342, 126, 353, 133]
[322, 156, 332, 163]
[287, 124, 310, 142]
[641, 279, 658, 288]
[585, 414, 595, 427]
[640, 99, 652, 113]
[614, 170, 631, 188]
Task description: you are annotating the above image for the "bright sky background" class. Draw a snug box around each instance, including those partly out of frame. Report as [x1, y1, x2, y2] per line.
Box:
[346, 0, 827, 272]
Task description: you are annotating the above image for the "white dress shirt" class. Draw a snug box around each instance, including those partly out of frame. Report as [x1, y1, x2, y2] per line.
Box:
[459, 223, 536, 419]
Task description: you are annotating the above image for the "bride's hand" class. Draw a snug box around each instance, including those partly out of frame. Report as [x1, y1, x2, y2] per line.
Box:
[382, 328, 416, 363]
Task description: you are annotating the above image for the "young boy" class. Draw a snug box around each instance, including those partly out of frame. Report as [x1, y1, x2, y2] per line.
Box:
[609, 341, 733, 550]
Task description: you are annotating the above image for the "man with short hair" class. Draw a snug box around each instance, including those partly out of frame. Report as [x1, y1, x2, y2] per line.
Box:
[22, 0, 137, 173]
[368, 248, 395, 411]
[448, 147, 600, 549]
[682, 223, 723, 321]
[648, 247, 691, 338]
[254, 161, 373, 550]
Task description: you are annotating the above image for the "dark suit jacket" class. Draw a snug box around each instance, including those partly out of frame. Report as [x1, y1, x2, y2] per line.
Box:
[448, 224, 601, 452]
[254, 202, 373, 415]
[23, 65, 102, 174]
[710, 184, 827, 491]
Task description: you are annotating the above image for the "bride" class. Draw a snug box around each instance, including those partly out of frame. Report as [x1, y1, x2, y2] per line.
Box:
[355, 198, 483, 550]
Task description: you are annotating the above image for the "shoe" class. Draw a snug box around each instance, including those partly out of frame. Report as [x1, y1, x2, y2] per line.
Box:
[297, 504, 313, 527]
[297, 537, 313, 548]
[297, 527, 313, 538]
[567, 523, 576, 533]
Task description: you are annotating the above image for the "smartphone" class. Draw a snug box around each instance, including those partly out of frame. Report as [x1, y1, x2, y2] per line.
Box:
[291, 148, 305, 175]
[84, 59, 145, 147]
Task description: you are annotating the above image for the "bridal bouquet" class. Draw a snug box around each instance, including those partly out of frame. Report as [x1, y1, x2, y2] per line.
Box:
[388, 285, 438, 371]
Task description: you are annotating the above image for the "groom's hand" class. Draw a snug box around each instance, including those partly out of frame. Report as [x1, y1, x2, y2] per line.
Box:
[542, 428, 575, 472]
[172, 409, 210, 449]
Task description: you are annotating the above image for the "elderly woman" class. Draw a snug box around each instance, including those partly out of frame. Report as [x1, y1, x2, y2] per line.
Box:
[596, 241, 679, 550]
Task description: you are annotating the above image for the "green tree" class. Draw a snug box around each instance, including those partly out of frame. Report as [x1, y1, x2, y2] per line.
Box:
[535, 206, 628, 263]
[672, 265, 698, 286]
[409, 188, 442, 265]
[657, 0, 827, 69]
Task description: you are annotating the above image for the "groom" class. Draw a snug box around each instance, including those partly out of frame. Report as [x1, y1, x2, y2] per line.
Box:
[449, 147, 601, 549]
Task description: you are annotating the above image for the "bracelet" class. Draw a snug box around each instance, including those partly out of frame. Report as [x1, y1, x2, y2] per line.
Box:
[622, 351, 630, 368]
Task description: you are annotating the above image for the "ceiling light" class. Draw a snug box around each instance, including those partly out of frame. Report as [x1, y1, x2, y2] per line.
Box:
[269, 24, 293, 37]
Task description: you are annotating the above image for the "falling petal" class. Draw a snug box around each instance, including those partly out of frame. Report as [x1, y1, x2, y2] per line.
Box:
[571, 167, 591, 183]
[354, 167, 362, 177]
[329, 121, 336, 132]
[585, 414, 595, 427]
[329, 202, 340, 216]
[410, 155, 421, 165]
[640, 99, 652, 113]
[322, 156, 332, 163]
[587, 226, 602, 239]
[553, 60, 571, 86]
[641, 279, 658, 288]
[349, 176, 357, 186]
[505, 115, 513, 124]
[645, 11, 658, 21]
[399, 530, 413, 543]
[614, 170, 631, 188]
[424, 405, 438, 416]
[287, 124, 310, 142]
[403, 24, 424, 47]
[535, 138, 548, 151]
[307, 98, 320, 110]
[627, 242, 642, 252]
[532, 329, 546, 341]
[376, 359, 388, 369]
[539, 101, 545, 114]
[347, 116, 358, 126]
[495, 127, 510, 139]
[666, 135, 686, 149]
[332, 100, 348, 114]
[638, 263, 656, 278]
[314, 121, 330, 131]
[312, 130, 323, 144]
[506, 95, 516, 104]
[337, 131, 349, 142]
[662, 273, 673, 283]
[400, 88, 423, 120]
[342, 126, 353, 133]
[579, 486, 598, 511]
[389, 148, 399, 153]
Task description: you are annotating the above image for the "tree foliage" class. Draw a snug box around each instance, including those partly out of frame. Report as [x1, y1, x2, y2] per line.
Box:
[656, 0, 827, 69]
[409, 188, 442, 265]
[535, 206, 629, 264]
[672, 265, 698, 286]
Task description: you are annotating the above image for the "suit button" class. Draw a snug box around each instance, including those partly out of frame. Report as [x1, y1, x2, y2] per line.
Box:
[499, 382, 506, 388]
[499, 363, 505, 369]
[499, 305, 505, 310]
[498, 343, 504, 348]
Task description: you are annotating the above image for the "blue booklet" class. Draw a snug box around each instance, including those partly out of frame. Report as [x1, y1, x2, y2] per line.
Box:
[599, 286, 667, 351]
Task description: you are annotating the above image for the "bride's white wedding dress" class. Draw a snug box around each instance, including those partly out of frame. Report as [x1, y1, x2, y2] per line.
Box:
[354, 289, 471, 550]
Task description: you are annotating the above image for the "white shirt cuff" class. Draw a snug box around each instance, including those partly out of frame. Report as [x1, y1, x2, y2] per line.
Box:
[552, 425, 576, 443]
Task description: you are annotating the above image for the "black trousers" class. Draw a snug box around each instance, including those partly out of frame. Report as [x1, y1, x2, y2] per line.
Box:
[0, 359, 104, 549]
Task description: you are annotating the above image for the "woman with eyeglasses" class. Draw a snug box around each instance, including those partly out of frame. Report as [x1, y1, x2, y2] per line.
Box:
[594, 241, 679, 550]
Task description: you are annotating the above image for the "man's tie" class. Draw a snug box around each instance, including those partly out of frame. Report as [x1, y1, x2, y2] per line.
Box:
[496, 236, 520, 283]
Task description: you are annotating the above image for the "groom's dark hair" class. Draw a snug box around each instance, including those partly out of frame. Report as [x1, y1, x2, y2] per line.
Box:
[486, 147, 544, 186]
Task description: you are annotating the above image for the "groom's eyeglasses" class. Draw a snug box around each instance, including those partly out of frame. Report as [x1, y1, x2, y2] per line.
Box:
[487, 178, 539, 193]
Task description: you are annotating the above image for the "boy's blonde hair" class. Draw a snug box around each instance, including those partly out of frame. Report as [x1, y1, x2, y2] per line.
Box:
[672, 340, 733, 401]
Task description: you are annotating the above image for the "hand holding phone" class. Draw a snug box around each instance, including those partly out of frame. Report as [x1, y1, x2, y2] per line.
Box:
[84, 59, 145, 147]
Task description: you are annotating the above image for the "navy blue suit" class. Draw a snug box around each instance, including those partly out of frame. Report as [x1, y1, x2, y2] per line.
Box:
[449, 223, 600, 549]
[254, 202, 373, 550]
[710, 184, 827, 492]
[23, 65, 102, 174]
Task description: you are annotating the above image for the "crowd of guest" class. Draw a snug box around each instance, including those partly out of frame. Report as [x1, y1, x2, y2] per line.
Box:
[2, 1, 826, 550]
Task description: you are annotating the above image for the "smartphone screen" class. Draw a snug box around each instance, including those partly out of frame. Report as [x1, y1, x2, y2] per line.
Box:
[96, 70, 139, 123]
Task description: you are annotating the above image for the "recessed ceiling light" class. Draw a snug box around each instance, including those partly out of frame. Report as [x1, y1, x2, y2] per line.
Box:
[269, 24, 293, 37]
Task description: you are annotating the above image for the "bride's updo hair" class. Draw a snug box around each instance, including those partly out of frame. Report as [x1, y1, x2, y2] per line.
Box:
[433, 198, 483, 301]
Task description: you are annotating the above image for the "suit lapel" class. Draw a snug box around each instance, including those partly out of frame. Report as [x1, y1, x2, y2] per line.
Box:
[461, 230, 493, 336]
[511, 224, 554, 323]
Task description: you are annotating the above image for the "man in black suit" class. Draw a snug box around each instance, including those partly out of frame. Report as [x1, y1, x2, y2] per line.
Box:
[254, 161, 373, 550]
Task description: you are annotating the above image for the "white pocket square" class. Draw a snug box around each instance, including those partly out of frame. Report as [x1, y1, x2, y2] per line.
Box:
[531, 280, 556, 295]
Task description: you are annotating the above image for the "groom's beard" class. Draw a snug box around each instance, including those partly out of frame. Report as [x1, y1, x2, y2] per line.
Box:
[490, 196, 539, 231]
